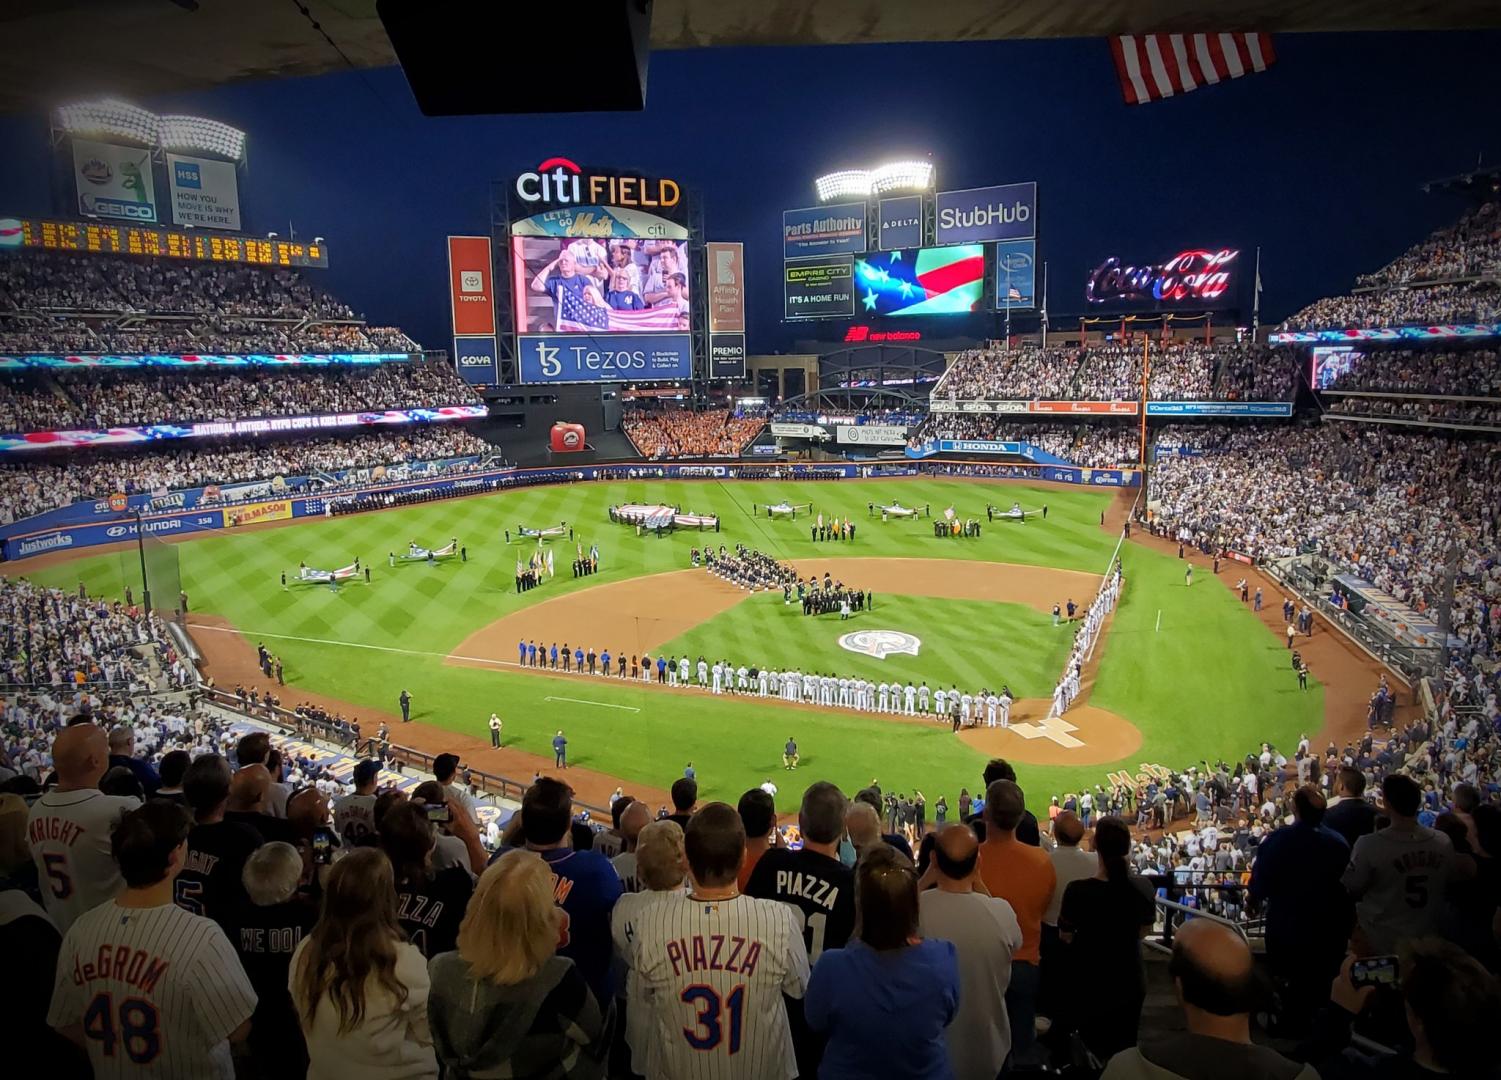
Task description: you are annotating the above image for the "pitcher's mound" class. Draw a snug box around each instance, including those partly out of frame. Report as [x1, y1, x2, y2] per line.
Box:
[956, 699, 1142, 766]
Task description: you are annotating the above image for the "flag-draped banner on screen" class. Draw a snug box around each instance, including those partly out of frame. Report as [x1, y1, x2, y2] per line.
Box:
[853, 246, 984, 317]
[1111, 33, 1275, 104]
[556, 292, 685, 332]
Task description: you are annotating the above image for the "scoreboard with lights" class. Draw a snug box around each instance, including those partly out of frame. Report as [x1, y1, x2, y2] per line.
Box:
[3, 216, 329, 268]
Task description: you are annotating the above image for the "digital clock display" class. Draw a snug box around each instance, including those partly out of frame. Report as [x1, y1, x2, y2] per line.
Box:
[2, 216, 329, 268]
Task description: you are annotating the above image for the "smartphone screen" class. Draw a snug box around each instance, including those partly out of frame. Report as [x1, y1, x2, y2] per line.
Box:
[311, 828, 334, 865]
[425, 803, 451, 823]
[1351, 955, 1399, 989]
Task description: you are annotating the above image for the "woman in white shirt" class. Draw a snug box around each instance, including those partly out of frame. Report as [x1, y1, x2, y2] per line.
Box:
[291, 848, 437, 1079]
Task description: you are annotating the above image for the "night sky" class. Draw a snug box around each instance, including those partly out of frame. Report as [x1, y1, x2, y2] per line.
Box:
[0, 31, 1494, 352]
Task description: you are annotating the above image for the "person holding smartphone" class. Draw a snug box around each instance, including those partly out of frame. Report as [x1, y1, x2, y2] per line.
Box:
[378, 800, 474, 960]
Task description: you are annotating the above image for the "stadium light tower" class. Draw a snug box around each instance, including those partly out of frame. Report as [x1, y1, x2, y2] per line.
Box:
[55, 98, 159, 145]
[815, 159, 933, 201]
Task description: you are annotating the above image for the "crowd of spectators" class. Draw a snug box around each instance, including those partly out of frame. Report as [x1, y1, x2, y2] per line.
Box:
[913, 415, 1142, 466]
[622, 407, 765, 458]
[1148, 422, 1501, 655]
[1325, 396, 1501, 427]
[1318, 346, 1501, 398]
[1283, 281, 1501, 332]
[0, 424, 493, 525]
[0, 250, 421, 355]
[0, 359, 476, 433]
[1356, 200, 1501, 288]
[932, 341, 1292, 402]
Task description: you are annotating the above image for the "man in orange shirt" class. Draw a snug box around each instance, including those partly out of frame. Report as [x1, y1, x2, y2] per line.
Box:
[977, 778, 1056, 1069]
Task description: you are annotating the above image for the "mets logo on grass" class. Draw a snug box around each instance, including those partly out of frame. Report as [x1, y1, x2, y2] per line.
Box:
[839, 630, 921, 660]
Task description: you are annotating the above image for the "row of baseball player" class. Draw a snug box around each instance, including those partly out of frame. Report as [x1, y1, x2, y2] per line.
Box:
[1048, 564, 1122, 718]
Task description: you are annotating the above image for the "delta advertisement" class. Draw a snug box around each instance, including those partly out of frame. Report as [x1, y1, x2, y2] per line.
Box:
[166, 154, 242, 231]
[453, 336, 500, 385]
[783, 203, 867, 259]
[224, 500, 292, 527]
[934, 182, 1036, 245]
[877, 195, 923, 250]
[0, 353, 410, 370]
[448, 236, 497, 337]
[0, 406, 488, 453]
[784, 256, 855, 320]
[72, 138, 158, 223]
[515, 334, 692, 384]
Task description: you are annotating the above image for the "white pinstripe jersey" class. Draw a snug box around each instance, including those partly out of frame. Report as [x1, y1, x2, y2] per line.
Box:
[48, 900, 257, 1079]
[632, 893, 809, 1080]
[28, 790, 141, 933]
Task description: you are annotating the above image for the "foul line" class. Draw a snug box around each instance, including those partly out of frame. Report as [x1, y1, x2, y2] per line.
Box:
[186, 622, 513, 669]
[544, 696, 640, 712]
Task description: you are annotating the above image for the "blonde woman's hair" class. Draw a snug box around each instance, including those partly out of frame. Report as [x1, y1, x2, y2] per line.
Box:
[455, 849, 560, 985]
[294, 848, 407, 1034]
[635, 819, 686, 891]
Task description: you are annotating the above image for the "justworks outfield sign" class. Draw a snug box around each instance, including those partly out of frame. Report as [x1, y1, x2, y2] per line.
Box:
[515, 157, 681, 210]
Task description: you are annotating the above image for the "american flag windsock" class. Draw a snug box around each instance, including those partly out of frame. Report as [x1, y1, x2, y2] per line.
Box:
[1111, 33, 1275, 105]
[556, 292, 683, 332]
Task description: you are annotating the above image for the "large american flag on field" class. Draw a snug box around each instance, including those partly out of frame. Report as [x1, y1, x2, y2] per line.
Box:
[1111, 33, 1276, 105]
[556, 291, 683, 333]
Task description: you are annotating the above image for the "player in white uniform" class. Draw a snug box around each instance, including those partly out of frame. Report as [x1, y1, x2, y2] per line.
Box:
[986, 693, 999, 727]
[918, 682, 931, 713]
[28, 724, 140, 933]
[711, 662, 724, 694]
[697, 658, 709, 685]
[631, 803, 809, 1080]
[332, 759, 381, 846]
[877, 682, 890, 713]
[935, 688, 948, 717]
[48, 802, 256, 1078]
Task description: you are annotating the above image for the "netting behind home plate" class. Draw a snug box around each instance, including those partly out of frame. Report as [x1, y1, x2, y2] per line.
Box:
[119, 527, 182, 618]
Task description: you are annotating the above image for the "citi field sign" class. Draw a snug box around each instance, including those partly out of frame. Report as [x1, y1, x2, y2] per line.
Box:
[515, 157, 681, 210]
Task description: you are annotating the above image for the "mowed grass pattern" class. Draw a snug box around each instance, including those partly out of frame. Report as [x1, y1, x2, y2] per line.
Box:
[26, 480, 1322, 811]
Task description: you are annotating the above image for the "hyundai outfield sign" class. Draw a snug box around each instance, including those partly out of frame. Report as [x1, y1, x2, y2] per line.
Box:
[934, 182, 1036, 245]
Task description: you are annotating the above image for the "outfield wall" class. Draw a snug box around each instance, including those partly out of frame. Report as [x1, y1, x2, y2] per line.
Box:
[1, 459, 1140, 562]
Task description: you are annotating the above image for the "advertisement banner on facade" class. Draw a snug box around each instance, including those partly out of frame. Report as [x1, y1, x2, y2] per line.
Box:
[166, 154, 241, 230]
[447, 236, 497, 336]
[453, 336, 500, 385]
[783, 203, 867, 259]
[1086, 248, 1239, 310]
[72, 138, 158, 223]
[770, 422, 827, 439]
[707, 242, 746, 333]
[708, 333, 747, 380]
[1268, 323, 1501, 345]
[516, 334, 691, 383]
[835, 424, 908, 446]
[928, 400, 1029, 415]
[0, 353, 408, 370]
[511, 206, 687, 240]
[1030, 400, 1139, 415]
[877, 195, 923, 250]
[934, 182, 1035, 245]
[994, 239, 1037, 310]
[1145, 401, 1292, 417]
[223, 500, 293, 528]
[784, 256, 855, 320]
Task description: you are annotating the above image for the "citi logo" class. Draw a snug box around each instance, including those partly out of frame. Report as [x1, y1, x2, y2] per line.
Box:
[938, 202, 1030, 230]
[516, 157, 582, 204]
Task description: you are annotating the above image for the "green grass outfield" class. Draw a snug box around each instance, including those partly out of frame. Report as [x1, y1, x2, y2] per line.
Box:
[24, 479, 1322, 812]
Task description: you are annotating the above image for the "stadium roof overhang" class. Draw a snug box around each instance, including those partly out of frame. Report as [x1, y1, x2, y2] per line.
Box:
[3, 0, 1500, 114]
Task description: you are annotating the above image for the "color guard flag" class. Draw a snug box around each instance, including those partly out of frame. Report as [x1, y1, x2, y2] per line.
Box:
[546, 549, 555, 577]
[1111, 33, 1275, 105]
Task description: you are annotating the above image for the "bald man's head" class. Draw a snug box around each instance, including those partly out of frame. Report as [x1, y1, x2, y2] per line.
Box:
[845, 801, 880, 850]
[1170, 918, 1259, 1019]
[620, 800, 652, 846]
[228, 764, 270, 812]
[107, 726, 135, 754]
[932, 823, 979, 881]
[53, 724, 109, 789]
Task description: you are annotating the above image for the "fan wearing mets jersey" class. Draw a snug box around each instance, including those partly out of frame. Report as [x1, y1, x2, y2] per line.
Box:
[28, 724, 141, 934]
[632, 802, 810, 1080]
[48, 802, 257, 1079]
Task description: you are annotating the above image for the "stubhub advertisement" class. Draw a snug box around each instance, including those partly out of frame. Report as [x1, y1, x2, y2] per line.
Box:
[517, 334, 692, 384]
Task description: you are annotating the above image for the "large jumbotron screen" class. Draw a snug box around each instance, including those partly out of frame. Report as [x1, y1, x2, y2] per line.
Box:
[511, 236, 691, 335]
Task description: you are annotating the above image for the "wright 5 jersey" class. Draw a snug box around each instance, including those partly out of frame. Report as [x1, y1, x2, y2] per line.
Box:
[632, 893, 810, 1080]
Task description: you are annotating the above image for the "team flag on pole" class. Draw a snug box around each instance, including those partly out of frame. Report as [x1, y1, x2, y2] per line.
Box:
[1111, 33, 1275, 105]
[546, 549, 555, 578]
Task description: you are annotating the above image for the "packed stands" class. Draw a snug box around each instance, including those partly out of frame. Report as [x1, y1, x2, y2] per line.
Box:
[0, 358, 477, 433]
[932, 341, 1293, 402]
[1324, 397, 1501, 427]
[0, 424, 492, 525]
[0, 249, 421, 355]
[622, 405, 765, 458]
[1355, 200, 1501, 288]
[914, 414, 1142, 466]
[1317, 346, 1501, 398]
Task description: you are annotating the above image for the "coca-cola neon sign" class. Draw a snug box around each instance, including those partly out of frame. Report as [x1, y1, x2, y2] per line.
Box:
[1086, 248, 1240, 306]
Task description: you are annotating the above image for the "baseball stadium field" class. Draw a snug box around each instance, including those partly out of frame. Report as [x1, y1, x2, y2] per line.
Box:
[26, 478, 1323, 812]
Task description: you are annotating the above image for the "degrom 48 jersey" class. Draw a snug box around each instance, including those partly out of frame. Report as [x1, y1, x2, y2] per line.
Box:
[632, 893, 809, 1080]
